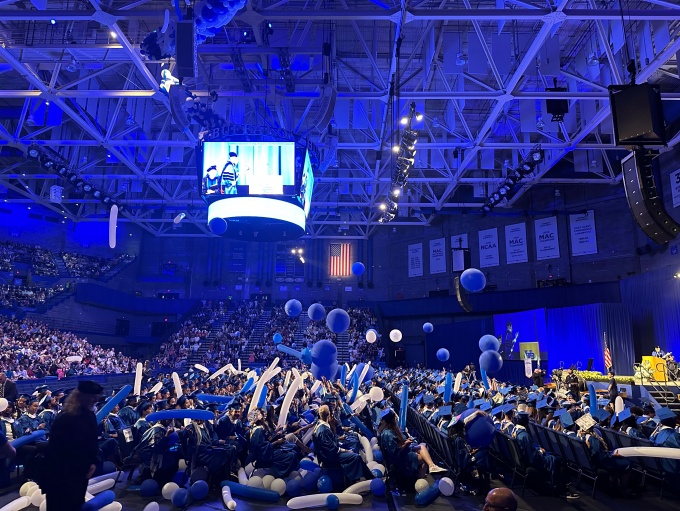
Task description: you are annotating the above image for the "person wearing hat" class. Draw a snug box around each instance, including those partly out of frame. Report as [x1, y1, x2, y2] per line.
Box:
[448, 413, 487, 494]
[15, 397, 46, 438]
[607, 369, 618, 404]
[118, 395, 140, 428]
[564, 368, 579, 400]
[377, 408, 446, 478]
[246, 408, 300, 478]
[650, 408, 680, 481]
[43, 380, 103, 511]
[313, 404, 374, 485]
[184, 416, 235, 482]
[38, 393, 58, 435]
[128, 415, 178, 484]
[133, 402, 153, 440]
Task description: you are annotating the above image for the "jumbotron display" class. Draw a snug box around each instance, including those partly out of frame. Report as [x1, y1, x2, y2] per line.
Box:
[198, 129, 315, 241]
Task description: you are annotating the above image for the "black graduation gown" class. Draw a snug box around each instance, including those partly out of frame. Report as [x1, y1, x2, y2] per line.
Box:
[44, 409, 98, 511]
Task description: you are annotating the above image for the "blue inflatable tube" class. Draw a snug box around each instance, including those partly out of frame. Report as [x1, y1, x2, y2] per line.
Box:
[257, 387, 268, 408]
[194, 394, 234, 404]
[299, 459, 320, 471]
[350, 416, 373, 439]
[588, 384, 597, 411]
[399, 384, 408, 430]
[240, 377, 255, 395]
[276, 344, 302, 359]
[349, 372, 360, 404]
[96, 385, 132, 424]
[81, 490, 115, 511]
[173, 0, 183, 20]
[480, 368, 490, 391]
[415, 485, 441, 506]
[11, 430, 45, 448]
[146, 409, 213, 422]
[340, 365, 347, 386]
[444, 373, 452, 403]
[220, 480, 280, 502]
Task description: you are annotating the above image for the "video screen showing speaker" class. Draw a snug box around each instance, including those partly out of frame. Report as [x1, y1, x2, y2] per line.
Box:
[299, 150, 315, 218]
[493, 308, 547, 360]
[200, 141, 296, 196]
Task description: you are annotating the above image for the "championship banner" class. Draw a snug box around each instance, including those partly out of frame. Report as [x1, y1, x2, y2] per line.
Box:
[671, 168, 680, 208]
[534, 216, 560, 260]
[408, 243, 423, 277]
[450, 233, 468, 249]
[524, 358, 533, 379]
[505, 222, 528, 264]
[569, 210, 598, 256]
[429, 237, 446, 274]
[478, 228, 499, 268]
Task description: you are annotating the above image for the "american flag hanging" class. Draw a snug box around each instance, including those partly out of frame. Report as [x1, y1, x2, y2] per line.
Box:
[329, 243, 351, 277]
[604, 340, 612, 370]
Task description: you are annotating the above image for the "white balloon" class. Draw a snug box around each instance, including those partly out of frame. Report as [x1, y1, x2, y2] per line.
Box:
[162, 482, 179, 500]
[247, 476, 264, 489]
[39, 500, 47, 511]
[369, 437, 379, 446]
[19, 482, 36, 497]
[389, 329, 402, 342]
[262, 475, 275, 490]
[99, 503, 122, 511]
[368, 387, 384, 402]
[30, 491, 45, 508]
[366, 330, 377, 343]
[270, 478, 287, 496]
[367, 461, 377, 470]
[415, 478, 430, 492]
[143, 503, 160, 511]
[0, 398, 8, 413]
[438, 477, 455, 496]
[27, 486, 41, 499]
[373, 463, 385, 475]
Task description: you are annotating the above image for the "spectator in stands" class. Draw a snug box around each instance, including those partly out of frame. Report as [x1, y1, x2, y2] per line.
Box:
[0, 373, 17, 401]
[0, 241, 58, 276]
[61, 252, 134, 279]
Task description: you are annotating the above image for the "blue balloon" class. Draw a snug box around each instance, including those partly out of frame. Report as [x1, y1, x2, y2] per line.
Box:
[354, 362, 374, 384]
[478, 334, 500, 352]
[370, 478, 386, 497]
[301, 347, 312, 366]
[302, 471, 319, 491]
[460, 407, 496, 449]
[436, 348, 450, 362]
[171, 488, 189, 507]
[371, 469, 383, 478]
[311, 361, 338, 381]
[351, 262, 365, 276]
[311, 339, 337, 366]
[81, 490, 115, 511]
[317, 475, 333, 493]
[300, 459, 320, 471]
[423, 322, 434, 333]
[307, 303, 326, 321]
[326, 494, 340, 510]
[140, 479, 158, 497]
[326, 308, 350, 334]
[208, 217, 227, 235]
[285, 299, 302, 317]
[273, 332, 283, 344]
[190, 480, 209, 500]
[373, 449, 383, 462]
[460, 268, 486, 292]
[201, 4, 217, 22]
[173, 470, 189, 486]
[479, 349, 503, 373]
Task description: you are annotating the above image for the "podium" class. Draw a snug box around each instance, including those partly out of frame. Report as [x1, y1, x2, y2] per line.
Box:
[642, 356, 667, 382]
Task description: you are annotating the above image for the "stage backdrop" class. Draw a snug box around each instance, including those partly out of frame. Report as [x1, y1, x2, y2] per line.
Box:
[545, 303, 634, 375]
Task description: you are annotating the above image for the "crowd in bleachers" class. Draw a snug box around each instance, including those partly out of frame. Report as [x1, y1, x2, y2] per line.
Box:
[203, 300, 264, 367]
[347, 308, 384, 364]
[61, 252, 134, 279]
[0, 316, 137, 378]
[0, 283, 68, 310]
[0, 241, 58, 276]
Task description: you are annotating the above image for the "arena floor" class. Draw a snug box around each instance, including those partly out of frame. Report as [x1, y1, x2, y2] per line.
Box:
[2, 477, 680, 511]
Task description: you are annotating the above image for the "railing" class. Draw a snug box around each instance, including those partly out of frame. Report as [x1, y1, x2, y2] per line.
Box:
[634, 362, 674, 406]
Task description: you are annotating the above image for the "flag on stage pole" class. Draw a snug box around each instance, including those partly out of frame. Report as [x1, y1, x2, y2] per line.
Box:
[604, 338, 613, 371]
[329, 242, 351, 277]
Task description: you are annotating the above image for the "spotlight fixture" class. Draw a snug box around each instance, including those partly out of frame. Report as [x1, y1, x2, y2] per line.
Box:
[456, 52, 467, 66]
[64, 58, 78, 73]
[83, 184, 92, 193]
[379, 203, 387, 211]
[27, 145, 40, 159]
[26, 115, 36, 127]
[391, 187, 401, 197]
[110, 31, 117, 38]
[67, 173, 78, 183]
[415, 112, 423, 122]
[173, 212, 186, 224]
[400, 117, 408, 125]
[56, 166, 68, 177]
[536, 117, 546, 130]
[40, 155, 54, 169]
[125, 116, 135, 127]
[103, 196, 111, 204]
[587, 52, 599, 67]
[93, 190, 102, 199]
[674, 271, 680, 279]
[530, 148, 545, 163]
[50, 19, 56, 25]
[392, 145, 401, 153]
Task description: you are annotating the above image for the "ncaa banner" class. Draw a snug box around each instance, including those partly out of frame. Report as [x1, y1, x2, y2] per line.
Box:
[534, 216, 560, 260]
[408, 243, 423, 277]
[569, 210, 598, 256]
[429, 238, 446, 274]
[505, 222, 528, 264]
[524, 358, 533, 379]
[478, 228, 499, 268]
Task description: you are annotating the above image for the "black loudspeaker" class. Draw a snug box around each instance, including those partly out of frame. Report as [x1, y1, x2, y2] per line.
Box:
[609, 84, 666, 146]
[454, 276, 473, 312]
[175, 20, 197, 79]
[546, 87, 569, 122]
[115, 319, 130, 336]
[586, 357, 594, 371]
[621, 150, 680, 244]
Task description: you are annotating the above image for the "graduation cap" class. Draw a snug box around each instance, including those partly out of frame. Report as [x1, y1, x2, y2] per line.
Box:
[501, 404, 515, 415]
[423, 395, 434, 404]
[560, 413, 574, 428]
[473, 399, 486, 408]
[536, 399, 550, 410]
[553, 408, 567, 418]
[206, 403, 220, 412]
[530, 385, 539, 391]
[597, 398, 610, 407]
[415, 392, 425, 404]
[491, 405, 504, 416]
[448, 414, 462, 428]
[499, 387, 512, 396]
[438, 405, 452, 417]
[636, 416, 647, 425]
[34, 385, 48, 393]
[154, 400, 168, 411]
[656, 407, 676, 421]
[436, 386, 446, 395]
[461, 383, 469, 389]
[591, 409, 611, 423]
[516, 411, 529, 419]
[527, 393, 538, 403]
[379, 407, 394, 421]
[618, 408, 632, 422]
[480, 402, 492, 412]
[507, 396, 518, 403]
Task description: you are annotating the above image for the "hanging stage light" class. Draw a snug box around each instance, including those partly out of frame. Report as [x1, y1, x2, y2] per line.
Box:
[93, 190, 102, 199]
[56, 166, 68, 177]
[27, 145, 40, 160]
[83, 184, 93, 193]
[39, 155, 54, 169]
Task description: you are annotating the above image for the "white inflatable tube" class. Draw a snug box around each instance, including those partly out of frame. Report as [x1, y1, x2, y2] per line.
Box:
[0, 496, 30, 511]
[310, 381, 321, 394]
[292, 367, 301, 382]
[284, 371, 291, 391]
[615, 396, 624, 414]
[87, 479, 115, 495]
[172, 372, 183, 398]
[143, 503, 160, 511]
[346, 364, 357, 383]
[614, 446, 680, 459]
[238, 359, 242, 372]
[249, 369, 271, 415]
[302, 428, 314, 446]
[194, 364, 210, 373]
[238, 467, 248, 485]
[287, 493, 363, 509]
[85, 492, 94, 501]
[222, 485, 238, 510]
[209, 363, 231, 380]
[150, 382, 163, 395]
[359, 436, 373, 463]
[357, 362, 371, 386]
[269, 367, 282, 378]
[108, 204, 118, 249]
[277, 377, 301, 430]
[88, 471, 121, 485]
[453, 372, 462, 393]
[342, 480, 372, 495]
[351, 395, 368, 412]
[18, 482, 36, 497]
[161, 9, 170, 33]
[99, 503, 122, 511]
[268, 357, 280, 373]
[133, 362, 143, 397]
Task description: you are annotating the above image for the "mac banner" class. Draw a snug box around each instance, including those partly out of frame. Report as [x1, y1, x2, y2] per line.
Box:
[569, 210, 598, 256]
[429, 237, 447, 274]
[534, 216, 560, 260]
[478, 228, 500, 267]
[505, 222, 528, 264]
[408, 243, 423, 277]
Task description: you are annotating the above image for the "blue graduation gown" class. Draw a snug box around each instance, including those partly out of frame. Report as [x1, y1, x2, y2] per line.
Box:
[379, 428, 418, 477]
[313, 422, 372, 483]
[652, 426, 680, 475]
[247, 425, 299, 478]
[118, 406, 139, 428]
[15, 413, 43, 437]
[584, 433, 630, 474]
[186, 422, 234, 476]
[38, 409, 56, 434]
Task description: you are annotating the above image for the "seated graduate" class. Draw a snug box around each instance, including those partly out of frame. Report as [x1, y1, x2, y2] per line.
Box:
[118, 395, 140, 428]
[185, 416, 235, 481]
[130, 418, 179, 483]
[97, 402, 125, 468]
[377, 407, 446, 478]
[215, 399, 248, 457]
[37, 393, 59, 435]
[15, 397, 46, 438]
[313, 404, 373, 484]
[447, 412, 488, 493]
[134, 402, 153, 440]
[246, 408, 300, 478]
[650, 407, 680, 486]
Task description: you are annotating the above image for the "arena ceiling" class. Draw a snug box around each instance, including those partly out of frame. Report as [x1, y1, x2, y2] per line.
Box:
[0, 0, 679, 238]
